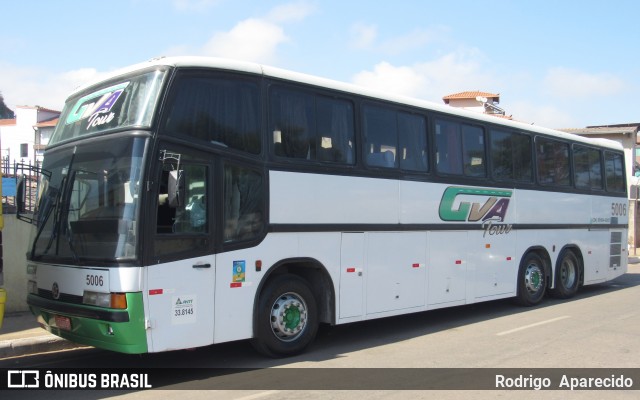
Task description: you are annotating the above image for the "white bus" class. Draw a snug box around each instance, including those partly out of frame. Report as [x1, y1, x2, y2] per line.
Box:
[20, 57, 627, 356]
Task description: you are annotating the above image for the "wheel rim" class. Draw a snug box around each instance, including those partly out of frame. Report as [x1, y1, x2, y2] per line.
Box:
[270, 292, 308, 342]
[559, 256, 577, 288]
[524, 262, 544, 295]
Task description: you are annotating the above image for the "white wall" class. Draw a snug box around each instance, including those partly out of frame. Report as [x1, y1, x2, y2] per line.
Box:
[2, 214, 31, 312]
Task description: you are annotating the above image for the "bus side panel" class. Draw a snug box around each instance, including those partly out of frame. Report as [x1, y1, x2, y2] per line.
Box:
[145, 255, 215, 352]
[270, 171, 399, 224]
[365, 232, 427, 315]
[213, 234, 297, 344]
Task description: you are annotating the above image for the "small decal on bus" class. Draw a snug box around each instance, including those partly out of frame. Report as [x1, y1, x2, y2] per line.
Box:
[172, 295, 196, 324]
[233, 261, 246, 283]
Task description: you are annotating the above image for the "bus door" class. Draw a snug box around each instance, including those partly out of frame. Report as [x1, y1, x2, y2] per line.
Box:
[145, 148, 215, 352]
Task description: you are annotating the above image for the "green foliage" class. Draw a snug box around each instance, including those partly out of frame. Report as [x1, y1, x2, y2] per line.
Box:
[0, 92, 15, 119]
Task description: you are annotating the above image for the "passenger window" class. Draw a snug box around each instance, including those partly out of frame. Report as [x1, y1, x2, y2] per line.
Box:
[490, 130, 532, 182]
[435, 119, 462, 174]
[462, 125, 486, 177]
[363, 105, 397, 168]
[223, 164, 265, 242]
[605, 151, 625, 193]
[573, 145, 603, 190]
[436, 119, 485, 177]
[162, 72, 261, 154]
[398, 113, 428, 172]
[536, 137, 570, 186]
[270, 88, 355, 164]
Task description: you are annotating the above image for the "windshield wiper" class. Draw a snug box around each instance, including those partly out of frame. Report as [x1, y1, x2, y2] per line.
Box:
[41, 146, 78, 261]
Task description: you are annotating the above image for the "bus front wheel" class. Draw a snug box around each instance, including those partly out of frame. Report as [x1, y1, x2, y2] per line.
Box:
[515, 252, 547, 306]
[252, 274, 318, 357]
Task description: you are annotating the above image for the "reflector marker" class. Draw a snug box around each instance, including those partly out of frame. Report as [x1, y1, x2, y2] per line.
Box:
[149, 289, 163, 295]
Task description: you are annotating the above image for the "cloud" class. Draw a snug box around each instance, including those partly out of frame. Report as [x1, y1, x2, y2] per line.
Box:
[0, 62, 110, 111]
[349, 23, 377, 50]
[199, 1, 315, 64]
[202, 18, 289, 64]
[508, 100, 578, 129]
[352, 49, 495, 102]
[352, 62, 426, 98]
[544, 67, 625, 98]
[172, 0, 220, 11]
[265, 1, 316, 23]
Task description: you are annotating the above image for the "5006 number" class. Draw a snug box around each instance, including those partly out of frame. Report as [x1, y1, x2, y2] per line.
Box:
[611, 203, 627, 216]
[86, 275, 104, 287]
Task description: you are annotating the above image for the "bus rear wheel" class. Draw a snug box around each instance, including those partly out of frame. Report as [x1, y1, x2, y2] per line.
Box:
[515, 252, 547, 306]
[252, 274, 318, 357]
[550, 249, 580, 299]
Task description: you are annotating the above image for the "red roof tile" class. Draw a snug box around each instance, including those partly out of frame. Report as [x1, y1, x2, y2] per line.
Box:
[0, 118, 16, 126]
[443, 91, 500, 104]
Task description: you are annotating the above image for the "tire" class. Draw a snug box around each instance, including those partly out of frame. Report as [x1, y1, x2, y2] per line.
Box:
[251, 274, 318, 357]
[550, 249, 580, 299]
[515, 252, 547, 306]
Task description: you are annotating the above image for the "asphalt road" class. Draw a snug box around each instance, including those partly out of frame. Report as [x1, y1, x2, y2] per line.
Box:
[2, 263, 639, 400]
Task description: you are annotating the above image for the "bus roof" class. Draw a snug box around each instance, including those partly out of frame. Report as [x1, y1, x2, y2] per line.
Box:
[71, 56, 623, 152]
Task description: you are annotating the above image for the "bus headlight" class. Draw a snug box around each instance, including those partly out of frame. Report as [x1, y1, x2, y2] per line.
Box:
[83, 291, 127, 309]
[28, 280, 38, 295]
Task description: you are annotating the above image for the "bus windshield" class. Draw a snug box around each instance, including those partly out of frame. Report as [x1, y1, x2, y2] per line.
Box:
[30, 136, 146, 263]
[49, 68, 168, 146]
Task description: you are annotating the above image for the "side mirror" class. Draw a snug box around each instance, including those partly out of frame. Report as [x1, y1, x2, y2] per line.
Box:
[168, 170, 185, 207]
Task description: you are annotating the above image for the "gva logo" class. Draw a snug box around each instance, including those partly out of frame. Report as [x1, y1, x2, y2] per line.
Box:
[439, 187, 513, 237]
[65, 81, 130, 129]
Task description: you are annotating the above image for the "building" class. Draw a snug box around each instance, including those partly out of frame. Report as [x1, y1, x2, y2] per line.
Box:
[0, 106, 60, 174]
[442, 91, 511, 118]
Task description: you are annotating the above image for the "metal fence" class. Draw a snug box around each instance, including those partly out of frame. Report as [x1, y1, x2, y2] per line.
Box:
[1, 159, 41, 214]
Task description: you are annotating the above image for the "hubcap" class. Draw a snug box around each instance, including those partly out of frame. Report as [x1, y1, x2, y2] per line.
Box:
[270, 292, 308, 342]
[524, 263, 543, 294]
[560, 257, 577, 288]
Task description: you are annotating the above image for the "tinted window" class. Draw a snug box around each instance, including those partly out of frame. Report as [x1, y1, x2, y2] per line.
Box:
[436, 119, 485, 177]
[462, 125, 486, 177]
[605, 151, 625, 193]
[270, 87, 355, 164]
[363, 105, 397, 168]
[398, 113, 428, 172]
[573, 145, 603, 190]
[490, 130, 532, 182]
[162, 72, 261, 154]
[362, 106, 429, 171]
[223, 164, 265, 242]
[536, 137, 570, 186]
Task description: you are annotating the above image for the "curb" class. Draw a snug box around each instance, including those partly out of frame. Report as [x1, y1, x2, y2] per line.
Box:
[0, 335, 88, 359]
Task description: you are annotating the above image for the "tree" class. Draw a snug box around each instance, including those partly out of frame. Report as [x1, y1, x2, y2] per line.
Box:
[0, 92, 15, 119]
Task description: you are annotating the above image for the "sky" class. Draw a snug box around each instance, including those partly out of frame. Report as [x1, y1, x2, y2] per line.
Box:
[0, 0, 638, 129]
